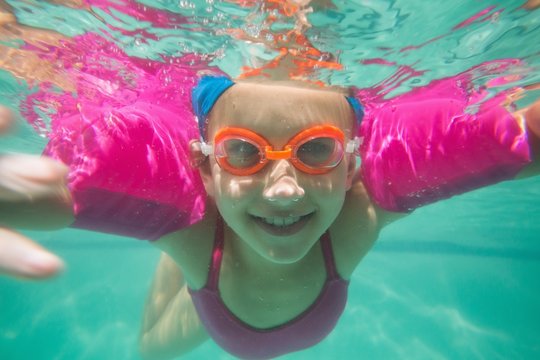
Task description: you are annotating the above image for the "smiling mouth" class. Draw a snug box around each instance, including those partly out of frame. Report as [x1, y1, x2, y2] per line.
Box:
[260, 215, 301, 226]
[251, 213, 314, 236]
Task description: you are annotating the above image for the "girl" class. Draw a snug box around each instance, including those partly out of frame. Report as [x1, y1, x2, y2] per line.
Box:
[133, 75, 539, 359]
[1, 73, 539, 359]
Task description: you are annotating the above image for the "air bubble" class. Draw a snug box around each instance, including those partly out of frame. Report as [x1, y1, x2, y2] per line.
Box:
[179, 0, 195, 9]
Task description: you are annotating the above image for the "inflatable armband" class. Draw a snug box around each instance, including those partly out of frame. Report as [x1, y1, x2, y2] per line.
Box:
[35, 33, 209, 240]
[359, 78, 531, 212]
[45, 102, 206, 240]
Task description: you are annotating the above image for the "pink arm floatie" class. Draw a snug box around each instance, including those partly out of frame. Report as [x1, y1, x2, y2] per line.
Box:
[358, 78, 531, 212]
[45, 102, 206, 240]
[33, 33, 209, 240]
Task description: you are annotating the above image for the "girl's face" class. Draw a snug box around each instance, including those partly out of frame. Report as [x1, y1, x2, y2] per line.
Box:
[200, 82, 356, 264]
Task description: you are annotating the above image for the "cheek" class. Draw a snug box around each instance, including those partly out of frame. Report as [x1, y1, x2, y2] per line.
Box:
[211, 163, 259, 205]
[306, 167, 348, 216]
[302, 164, 349, 196]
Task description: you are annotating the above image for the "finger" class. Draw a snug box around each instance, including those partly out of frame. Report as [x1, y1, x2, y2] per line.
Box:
[0, 105, 13, 134]
[0, 227, 64, 279]
[525, 99, 540, 137]
[0, 154, 69, 202]
[0, 11, 16, 26]
[523, 0, 540, 10]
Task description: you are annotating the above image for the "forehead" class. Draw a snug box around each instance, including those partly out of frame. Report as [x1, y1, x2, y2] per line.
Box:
[207, 83, 354, 138]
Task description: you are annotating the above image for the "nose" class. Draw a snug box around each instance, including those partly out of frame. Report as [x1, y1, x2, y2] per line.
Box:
[262, 160, 305, 205]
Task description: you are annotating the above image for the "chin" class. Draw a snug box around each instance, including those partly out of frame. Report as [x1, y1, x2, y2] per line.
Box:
[258, 245, 311, 264]
[254, 230, 322, 264]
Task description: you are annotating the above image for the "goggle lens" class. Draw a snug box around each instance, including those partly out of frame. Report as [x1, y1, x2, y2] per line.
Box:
[295, 137, 343, 169]
[217, 137, 262, 169]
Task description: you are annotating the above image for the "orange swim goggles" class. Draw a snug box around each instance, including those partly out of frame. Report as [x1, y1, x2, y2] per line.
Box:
[200, 125, 361, 176]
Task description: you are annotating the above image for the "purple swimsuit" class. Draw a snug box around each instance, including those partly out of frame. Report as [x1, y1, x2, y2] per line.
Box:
[188, 217, 349, 359]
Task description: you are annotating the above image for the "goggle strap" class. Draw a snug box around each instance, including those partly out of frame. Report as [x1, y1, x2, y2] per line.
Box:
[346, 136, 362, 154]
[200, 141, 213, 157]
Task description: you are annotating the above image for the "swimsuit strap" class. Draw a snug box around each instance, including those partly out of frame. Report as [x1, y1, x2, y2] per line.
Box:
[206, 218, 340, 289]
[320, 231, 340, 280]
[206, 214, 225, 290]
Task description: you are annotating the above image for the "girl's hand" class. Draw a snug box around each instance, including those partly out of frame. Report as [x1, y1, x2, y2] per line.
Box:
[513, 97, 540, 178]
[523, 0, 540, 10]
[0, 227, 64, 279]
[0, 105, 66, 280]
[524, 99, 540, 139]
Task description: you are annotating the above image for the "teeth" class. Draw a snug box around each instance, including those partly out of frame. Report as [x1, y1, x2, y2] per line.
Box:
[261, 216, 301, 227]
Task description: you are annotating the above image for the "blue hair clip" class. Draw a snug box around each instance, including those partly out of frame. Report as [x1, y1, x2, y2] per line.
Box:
[192, 75, 235, 139]
[345, 96, 364, 128]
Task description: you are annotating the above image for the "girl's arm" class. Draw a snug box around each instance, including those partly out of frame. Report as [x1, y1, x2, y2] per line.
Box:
[358, 80, 535, 215]
[139, 253, 208, 360]
[0, 106, 72, 279]
[516, 99, 540, 177]
[357, 93, 540, 229]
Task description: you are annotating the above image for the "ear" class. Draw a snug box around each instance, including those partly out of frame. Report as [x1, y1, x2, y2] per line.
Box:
[345, 154, 357, 191]
[189, 140, 215, 197]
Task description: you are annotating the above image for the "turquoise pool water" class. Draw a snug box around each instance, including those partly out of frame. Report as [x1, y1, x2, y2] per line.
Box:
[1, 1, 539, 359]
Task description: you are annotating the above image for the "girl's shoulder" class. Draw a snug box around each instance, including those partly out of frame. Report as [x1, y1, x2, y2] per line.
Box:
[153, 205, 218, 288]
[329, 179, 406, 279]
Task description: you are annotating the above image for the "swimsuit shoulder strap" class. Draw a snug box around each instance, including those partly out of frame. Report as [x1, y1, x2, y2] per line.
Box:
[320, 231, 341, 280]
[205, 214, 225, 290]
